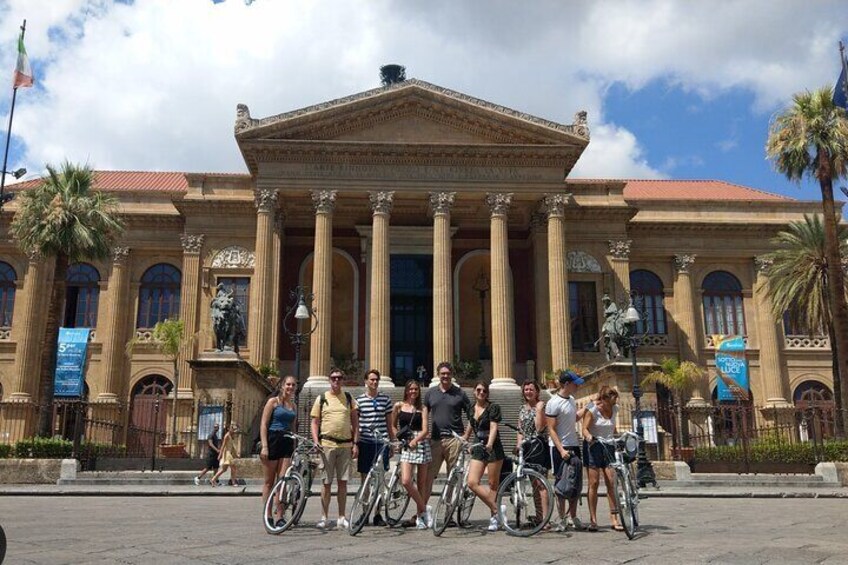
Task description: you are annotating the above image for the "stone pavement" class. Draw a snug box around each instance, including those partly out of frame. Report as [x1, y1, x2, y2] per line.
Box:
[3, 495, 848, 564]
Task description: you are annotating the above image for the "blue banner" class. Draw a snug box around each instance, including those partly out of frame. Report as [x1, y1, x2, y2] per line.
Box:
[713, 335, 749, 401]
[54, 327, 91, 397]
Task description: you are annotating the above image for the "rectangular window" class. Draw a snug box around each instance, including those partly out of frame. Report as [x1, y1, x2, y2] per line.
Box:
[216, 277, 250, 347]
[569, 281, 598, 352]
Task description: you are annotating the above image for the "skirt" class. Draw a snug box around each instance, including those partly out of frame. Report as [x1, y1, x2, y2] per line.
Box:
[220, 450, 235, 467]
[400, 440, 432, 465]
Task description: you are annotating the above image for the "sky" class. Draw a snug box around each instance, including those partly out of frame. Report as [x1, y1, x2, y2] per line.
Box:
[0, 0, 847, 203]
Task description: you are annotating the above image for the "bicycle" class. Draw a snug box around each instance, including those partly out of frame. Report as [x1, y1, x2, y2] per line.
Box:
[596, 431, 641, 540]
[496, 423, 554, 537]
[263, 433, 325, 534]
[431, 433, 483, 536]
[348, 430, 410, 536]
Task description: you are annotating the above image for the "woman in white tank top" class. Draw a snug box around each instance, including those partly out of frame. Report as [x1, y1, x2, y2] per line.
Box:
[581, 385, 623, 531]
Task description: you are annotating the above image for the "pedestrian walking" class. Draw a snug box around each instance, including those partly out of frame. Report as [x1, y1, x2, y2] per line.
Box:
[211, 423, 239, 487]
[194, 422, 221, 485]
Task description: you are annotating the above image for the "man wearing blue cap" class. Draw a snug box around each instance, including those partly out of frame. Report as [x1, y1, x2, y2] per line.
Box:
[546, 369, 586, 531]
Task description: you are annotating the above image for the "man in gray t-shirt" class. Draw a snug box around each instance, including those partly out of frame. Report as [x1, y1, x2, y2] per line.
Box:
[546, 369, 585, 531]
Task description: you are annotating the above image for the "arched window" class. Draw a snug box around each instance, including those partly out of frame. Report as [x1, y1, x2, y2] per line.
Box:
[702, 271, 745, 336]
[793, 380, 833, 408]
[630, 269, 666, 334]
[65, 263, 100, 328]
[131, 374, 174, 397]
[137, 264, 181, 328]
[0, 261, 16, 327]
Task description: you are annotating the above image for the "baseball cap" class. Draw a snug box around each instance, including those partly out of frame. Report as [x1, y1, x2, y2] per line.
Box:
[558, 370, 585, 385]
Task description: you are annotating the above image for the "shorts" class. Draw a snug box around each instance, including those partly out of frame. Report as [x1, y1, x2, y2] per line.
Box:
[582, 439, 610, 469]
[322, 446, 352, 484]
[550, 445, 581, 481]
[267, 430, 295, 461]
[357, 440, 389, 474]
[400, 440, 432, 465]
[470, 440, 505, 463]
[429, 436, 463, 477]
[205, 452, 220, 470]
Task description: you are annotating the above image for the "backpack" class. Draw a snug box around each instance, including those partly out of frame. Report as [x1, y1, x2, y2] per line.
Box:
[555, 455, 583, 499]
[318, 391, 353, 418]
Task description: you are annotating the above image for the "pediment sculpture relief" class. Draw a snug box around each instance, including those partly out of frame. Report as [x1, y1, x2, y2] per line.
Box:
[210, 246, 255, 269]
[567, 251, 602, 273]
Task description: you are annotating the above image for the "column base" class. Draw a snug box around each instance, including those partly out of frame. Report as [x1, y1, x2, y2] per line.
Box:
[8, 392, 33, 402]
[764, 398, 793, 409]
[302, 376, 331, 389]
[686, 396, 710, 408]
[489, 378, 520, 390]
[96, 393, 120, 403]
[378, 379, 396, 389]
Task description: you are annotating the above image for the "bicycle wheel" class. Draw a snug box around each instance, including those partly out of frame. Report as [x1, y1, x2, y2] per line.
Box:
[264, 473, 305, 534]
[457, 484, 476, 528]
[349, 470, 379, 536]
[613, 468, 636, 540]
[497, 469, 553, 537]
[432, 471, 459, 536]
[292, 466, 310, 525]
[627, 463, 640, 528]
[383, 471, 410, 527]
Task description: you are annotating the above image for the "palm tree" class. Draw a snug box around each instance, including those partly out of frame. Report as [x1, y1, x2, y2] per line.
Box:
[10, 162, 124, 436]
[126, 318, 185, 446]
[767, 86, 848, 432]
[764, 214, 848, 435]
[643, 357, 707, 453]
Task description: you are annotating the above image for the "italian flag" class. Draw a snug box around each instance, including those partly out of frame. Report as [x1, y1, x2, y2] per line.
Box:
[12, 32, 33, 89]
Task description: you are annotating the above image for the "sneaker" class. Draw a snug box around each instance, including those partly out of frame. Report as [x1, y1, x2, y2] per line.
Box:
[316, 517, 328, 529]
[337, 517, 350, 530]
[415, 515, 428, 529]
[193, 477, 200, 486]
[373, 513, 386, 527]
[425, 505, 433, 528]
[553, 518, 566, 532]
[487, 515, 499, 532]
[567, 516, 585, 531]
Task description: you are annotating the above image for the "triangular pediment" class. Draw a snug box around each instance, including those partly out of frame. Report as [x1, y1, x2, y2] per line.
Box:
[235, 79, 589, 146]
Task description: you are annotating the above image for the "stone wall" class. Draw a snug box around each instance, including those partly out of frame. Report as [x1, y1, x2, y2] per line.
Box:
[0, 459, 72, 484]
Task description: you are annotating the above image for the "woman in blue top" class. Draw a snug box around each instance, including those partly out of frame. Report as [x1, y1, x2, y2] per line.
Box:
[260, 375, 298, 529]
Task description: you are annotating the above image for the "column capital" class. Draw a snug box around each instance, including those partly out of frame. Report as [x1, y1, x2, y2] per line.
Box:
[112, 246, 130, 264]
[608, 239, 632, 260]
[311, 190, 337, 214]
[369, 191, 395, 215]
[180, 233, 205, 255]
[529, 211, 548, 231]
[673, 254, 696, 274]
[429, 191, 456, 216]
[486, 192, 513, 217]
[754, 255, 774, 274]
[254, 188, 278, 213]
[542, 193, 570, 218]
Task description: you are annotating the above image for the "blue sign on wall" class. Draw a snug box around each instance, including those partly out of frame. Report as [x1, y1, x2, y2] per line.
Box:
[714, 335, 749, 402]
[54, 328, 91, 397]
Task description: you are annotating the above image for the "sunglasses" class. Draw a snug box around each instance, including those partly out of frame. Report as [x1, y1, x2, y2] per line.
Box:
[475, 389, 488, 394]
[329, 376, 343, 381]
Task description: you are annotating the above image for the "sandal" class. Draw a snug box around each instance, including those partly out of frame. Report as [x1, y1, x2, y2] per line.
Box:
[612, 524, 625, 532]
[587, 522, 598, 532]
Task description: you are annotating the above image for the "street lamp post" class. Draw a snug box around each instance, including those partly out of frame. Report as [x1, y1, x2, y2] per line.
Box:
[473, 270, 491, 360]
[622, 291, 658, 488]
[283, 286, 318, 390]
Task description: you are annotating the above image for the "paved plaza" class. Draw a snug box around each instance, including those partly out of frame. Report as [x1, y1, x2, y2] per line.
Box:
[2, 495, 847, 564]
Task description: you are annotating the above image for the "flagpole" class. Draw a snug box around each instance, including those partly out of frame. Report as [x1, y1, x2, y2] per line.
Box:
[0, 19, 26, 210]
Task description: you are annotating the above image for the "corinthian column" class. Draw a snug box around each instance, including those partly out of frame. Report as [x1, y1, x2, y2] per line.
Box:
[178, 234, 205, 394]
[306, 190, 336, 386]
[430, 192, 455, 385]
[10, 252, 49, 400]
[608, 239, 632, 303]
[753, 256, 791, 407]
[545, 193, 571, 372]
[368, 191, 393, 381]
[486, 193, 517, 388]
[530, 212, 552, 380]
[673, 254, 707, 406]
[98, 246, 131, 401]
[248, 188, 277, 365]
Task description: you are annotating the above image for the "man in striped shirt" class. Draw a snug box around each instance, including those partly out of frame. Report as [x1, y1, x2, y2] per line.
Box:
[356, 369, 395, 526]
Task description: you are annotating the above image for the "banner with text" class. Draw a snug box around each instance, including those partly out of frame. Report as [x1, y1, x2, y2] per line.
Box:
[713, 334, 749, 402]
[54, 327, 91, 397]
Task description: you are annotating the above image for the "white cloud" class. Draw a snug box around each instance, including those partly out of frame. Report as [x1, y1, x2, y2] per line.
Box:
[0, 0, 845, 181]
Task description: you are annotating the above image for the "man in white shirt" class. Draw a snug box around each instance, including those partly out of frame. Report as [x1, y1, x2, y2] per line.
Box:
[546, 369, 586, 531]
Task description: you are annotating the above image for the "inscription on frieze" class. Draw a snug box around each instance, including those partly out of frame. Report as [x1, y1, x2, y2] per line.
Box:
[269, 162, 555, 183]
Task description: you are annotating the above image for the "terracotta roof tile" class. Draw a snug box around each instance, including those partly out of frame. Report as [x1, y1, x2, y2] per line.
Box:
[620, 179, 791, 201]
[8, 171, 192, 193]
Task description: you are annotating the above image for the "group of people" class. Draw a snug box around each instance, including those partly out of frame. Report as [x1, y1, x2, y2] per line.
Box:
[194, 421, 240, 487]
[253, 362, 625, 533]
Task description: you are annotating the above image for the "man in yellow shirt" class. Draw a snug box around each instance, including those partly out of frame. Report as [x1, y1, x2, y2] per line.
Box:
[311, 368, 359, 529]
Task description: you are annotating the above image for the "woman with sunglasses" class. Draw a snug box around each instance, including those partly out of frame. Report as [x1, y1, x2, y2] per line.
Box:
[466, 380, 505, 532]
[259, 375, 298, 529]
[390, 380, 432, 529]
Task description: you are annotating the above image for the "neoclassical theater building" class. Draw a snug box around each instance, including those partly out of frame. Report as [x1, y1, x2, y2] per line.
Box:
[0, 78, 836, 441]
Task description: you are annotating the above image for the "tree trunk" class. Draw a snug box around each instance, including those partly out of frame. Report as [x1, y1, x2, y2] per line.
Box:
[37, 253, 70, 437]
[829, 324, 845, 437]
[171, 359, 179, 445]
[817, 157, 848, 434]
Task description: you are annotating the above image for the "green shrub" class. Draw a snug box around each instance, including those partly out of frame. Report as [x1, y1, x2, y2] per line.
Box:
[694, 439, 848, 465]
[0, 443, 11, 458]
[12, 437, 73, 458]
